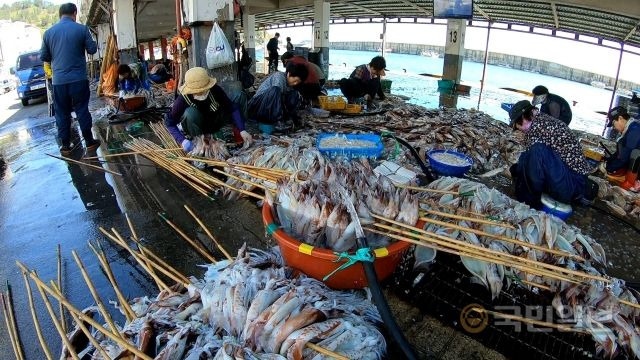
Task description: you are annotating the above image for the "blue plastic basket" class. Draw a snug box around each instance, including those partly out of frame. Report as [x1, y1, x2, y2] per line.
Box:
[316, 133, 384, 159]
[541, 194, 572, 220]
[427, 149, 473, 177]
[501, 102, 514, 113]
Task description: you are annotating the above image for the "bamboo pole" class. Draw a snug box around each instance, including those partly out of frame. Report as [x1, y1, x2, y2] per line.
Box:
[158, 213, 218, 263]
[57, 244, 66, 334]
[20, 271, 53, 360]
[82, 147, 183, 160]
[108, 228, 172, 292]
[420, 209, 515, 229]
[421, 200, 496, 220]
[213, 168, 275, 194]
[126, 213, 139, 241]
[33, 280, 80, 360]
[370, 219, 608, 283]
[0, 293, 21, 360]
[101, 227, 187, 288]
[402, 215, 585, 261]
[366, 226, 581, 285]
[619, 299, 640, 310]
[4, 282, 24, 360]
[306, 343, 349, 360]
[72, 250, 124, 339]
[49, 283, 110, 360]
[45, 153, 123, 176]
[184, 205, 233, 261]
[87, 241, 137, 322]
[17, 262, 154, 360]
[470, 307, 587, 333]
[134, 242, 191, 285]
[395, 184, 461, 195]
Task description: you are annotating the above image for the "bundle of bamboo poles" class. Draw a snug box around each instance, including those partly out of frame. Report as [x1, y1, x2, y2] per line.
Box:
[1, 282, 24, 360]
[97, 34, 117, 97]
[14, 211, 350, 360]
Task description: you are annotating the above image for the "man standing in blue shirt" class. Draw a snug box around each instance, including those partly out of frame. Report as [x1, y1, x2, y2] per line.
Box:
[40, 3, 98, 155]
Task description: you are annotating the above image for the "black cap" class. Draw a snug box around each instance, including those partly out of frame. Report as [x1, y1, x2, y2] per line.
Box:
[532, 85, 549, 96]
[509, 100, 534, 128]
[607, 106, 629, 127]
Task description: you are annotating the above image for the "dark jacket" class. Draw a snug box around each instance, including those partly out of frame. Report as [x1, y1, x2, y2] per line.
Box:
[525, 113, 592, 175]
[541, 93, 572, 125]
[165, 85, 245, 143]
[606, 120, 640, 172]
[40, 17, 97, 85]
[267, 37, 279, 54]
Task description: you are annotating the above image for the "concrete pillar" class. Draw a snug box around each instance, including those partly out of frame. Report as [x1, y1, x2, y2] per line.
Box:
[113, 0, 138, 64]
[184, 0, 236, 81]
[312, 0, 330, 78]
[242, 12, 256, 74]
[381, 17, 387, 58]
[160, 37, 168, 60]
[440, 19, 466, 108]
[96, 23, 110, 60]
[148, 41, 155, 61]
[442, 19, 466, 83]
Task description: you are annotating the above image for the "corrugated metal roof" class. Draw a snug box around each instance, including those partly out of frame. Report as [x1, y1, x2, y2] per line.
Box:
[251, 0, 640, 47]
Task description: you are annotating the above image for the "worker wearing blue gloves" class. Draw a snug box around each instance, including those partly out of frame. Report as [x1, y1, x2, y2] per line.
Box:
[508, 100, 597, 209]
[600, 106, 640, 190]
[165, 67, 252, 151]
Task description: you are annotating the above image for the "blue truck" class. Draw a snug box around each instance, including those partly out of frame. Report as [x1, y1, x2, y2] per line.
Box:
[10, 51, 46, 106]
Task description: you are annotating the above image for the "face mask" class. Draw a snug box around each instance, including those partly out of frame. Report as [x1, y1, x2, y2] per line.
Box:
[193, 91, 209, 101]
[533, 94, 547, 105]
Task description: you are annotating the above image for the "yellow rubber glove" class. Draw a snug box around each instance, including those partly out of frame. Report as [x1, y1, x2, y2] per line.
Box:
[44, 62, 52, 79]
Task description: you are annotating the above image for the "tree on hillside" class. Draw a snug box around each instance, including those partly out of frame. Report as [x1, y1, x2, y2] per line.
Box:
[0, 0, 58, 31]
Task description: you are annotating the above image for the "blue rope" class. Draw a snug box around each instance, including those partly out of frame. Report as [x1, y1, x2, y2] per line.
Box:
[323, 247, 374, 281]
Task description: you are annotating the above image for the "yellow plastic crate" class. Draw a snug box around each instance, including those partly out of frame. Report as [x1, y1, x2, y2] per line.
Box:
[340, 103, 362, 114]
[318, 95, 347, 111]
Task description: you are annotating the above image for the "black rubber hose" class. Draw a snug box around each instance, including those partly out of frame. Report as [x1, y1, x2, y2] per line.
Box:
[356, 237, 419, 360]
[382, 133, 437, 183]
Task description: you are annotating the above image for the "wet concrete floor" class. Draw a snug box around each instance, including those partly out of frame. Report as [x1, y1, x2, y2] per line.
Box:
[1, 88, 636, 360]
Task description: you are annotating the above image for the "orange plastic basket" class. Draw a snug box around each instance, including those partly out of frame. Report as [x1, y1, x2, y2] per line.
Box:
[262, 202, 418, 289]
[340, 104, 362, 114]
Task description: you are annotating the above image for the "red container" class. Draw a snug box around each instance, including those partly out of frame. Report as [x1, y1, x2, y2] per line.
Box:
[262, 202, 418, 289]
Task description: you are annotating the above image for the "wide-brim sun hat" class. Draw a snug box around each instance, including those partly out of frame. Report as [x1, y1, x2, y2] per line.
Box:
[179, 67, 217, 95]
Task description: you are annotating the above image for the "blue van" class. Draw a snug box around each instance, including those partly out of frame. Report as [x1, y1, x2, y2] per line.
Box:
[11, 51, 46, 106]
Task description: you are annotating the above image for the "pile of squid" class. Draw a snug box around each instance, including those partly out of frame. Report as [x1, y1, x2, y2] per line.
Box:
[270, 158, 419, 252]
[74, 246, 385, 359]
[419, 177, 640, 359]
[189, 135, 230, 161]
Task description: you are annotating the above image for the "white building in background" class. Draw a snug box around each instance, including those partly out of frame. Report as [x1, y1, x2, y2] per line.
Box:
[0, 20, 42, 71]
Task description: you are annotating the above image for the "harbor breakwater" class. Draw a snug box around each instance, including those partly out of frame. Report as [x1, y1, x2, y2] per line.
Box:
[330, 41, 639, 91]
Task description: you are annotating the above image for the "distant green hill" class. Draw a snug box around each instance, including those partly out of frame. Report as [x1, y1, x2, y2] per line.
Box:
[0, 0, 58, 31]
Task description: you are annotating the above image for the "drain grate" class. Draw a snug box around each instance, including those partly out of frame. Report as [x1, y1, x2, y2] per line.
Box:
[390, 252, 599, 360]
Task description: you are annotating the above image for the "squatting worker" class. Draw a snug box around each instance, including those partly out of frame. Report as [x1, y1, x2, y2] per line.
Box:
[531, 85, 572, 126]
[165, 67, 252, 151]
[508, 100, 597, 209]
[339, 56, 387, 104]
[281, 52, 325, 100]
[248, 63, 308, 134]
[40, 3, 98, 156]
[601, 107, 640, 189]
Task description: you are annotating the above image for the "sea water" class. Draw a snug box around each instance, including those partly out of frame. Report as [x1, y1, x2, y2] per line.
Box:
[257, 49, 620, 135]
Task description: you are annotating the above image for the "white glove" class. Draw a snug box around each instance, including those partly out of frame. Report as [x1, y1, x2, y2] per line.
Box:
[240, 130, 253, 149]
[182, 139, 193, 152]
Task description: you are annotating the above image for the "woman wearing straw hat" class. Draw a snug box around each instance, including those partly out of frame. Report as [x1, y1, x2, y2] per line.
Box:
[165, 67, 252, 151]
